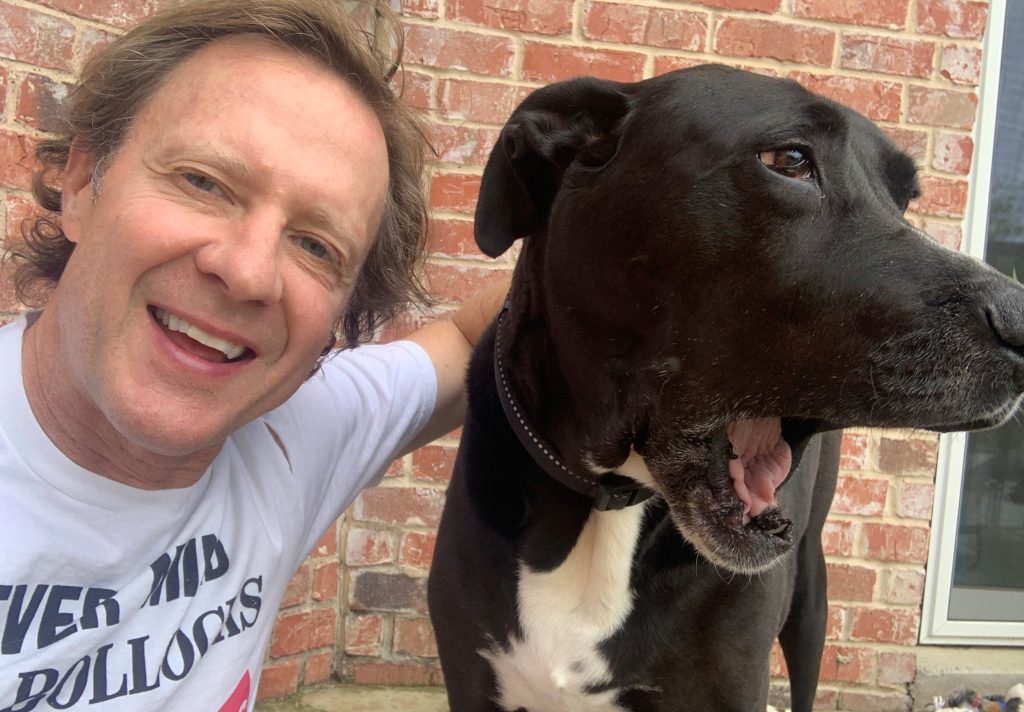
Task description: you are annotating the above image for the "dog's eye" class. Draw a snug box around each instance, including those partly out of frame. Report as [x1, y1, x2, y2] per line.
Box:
[758, 148, 816, 182]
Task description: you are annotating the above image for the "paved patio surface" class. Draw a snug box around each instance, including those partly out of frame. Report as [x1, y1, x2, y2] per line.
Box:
[256, 685, 796, 711]
[256, 685, 449, 712]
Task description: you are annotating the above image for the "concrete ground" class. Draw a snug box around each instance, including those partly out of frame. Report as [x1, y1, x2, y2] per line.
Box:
[255, 685, 794, 711]
[255, 685, 449, 712]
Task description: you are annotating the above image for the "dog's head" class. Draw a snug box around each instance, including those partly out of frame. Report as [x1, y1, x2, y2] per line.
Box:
[478, 65, 1024, 573]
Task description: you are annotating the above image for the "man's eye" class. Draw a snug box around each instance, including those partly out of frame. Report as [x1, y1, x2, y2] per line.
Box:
[184, 172, 219, 193]
[758, 148, 816, 182]
[298, 235, 329, 260]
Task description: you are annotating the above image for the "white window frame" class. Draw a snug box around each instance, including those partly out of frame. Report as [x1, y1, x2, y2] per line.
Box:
[920, 0, 1024, 646]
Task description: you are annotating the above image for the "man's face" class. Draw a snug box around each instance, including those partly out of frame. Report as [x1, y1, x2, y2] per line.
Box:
[50, 34, 390, 459]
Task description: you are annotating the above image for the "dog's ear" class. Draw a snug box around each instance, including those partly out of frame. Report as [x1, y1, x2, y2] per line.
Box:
[474, 77, 631, 258]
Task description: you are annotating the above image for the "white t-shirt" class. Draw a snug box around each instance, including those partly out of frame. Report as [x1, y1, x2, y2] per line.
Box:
[0, 316, 436, 712]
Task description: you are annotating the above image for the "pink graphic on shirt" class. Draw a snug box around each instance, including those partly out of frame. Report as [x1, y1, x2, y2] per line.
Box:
[218, 670, 250, 712]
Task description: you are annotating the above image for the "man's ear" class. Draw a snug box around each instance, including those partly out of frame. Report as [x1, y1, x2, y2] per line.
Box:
[61, 140, 96, 244]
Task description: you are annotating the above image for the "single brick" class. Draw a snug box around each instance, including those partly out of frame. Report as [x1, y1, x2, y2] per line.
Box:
[916, 0, 988, 39]
[715, 18, 835, 66]
[280, 564, 309, 609]
[349, 660, 444, 686]
[411, 445, 458, 483]
[840, 431, 869, 471]
[269, 608, 336, 657]
[400, 0, 440, 19]
[77, 25, 119, 68]
[404, 25, 515, 77]
[437, 79, 532, 125]
[849, 606, 920, 644]
[312, 560, 339, 602]
[344, 613, 384, 656]
[0, 67, 7, 121]
[840, 33, 935, 78]
[393, 616, 439, 657]
[878, 651, 917, 687]
[861, 523, 930, 563]
[795, 0, 910, 29]
[426, 263, 512, 305]
[822, 519, 858, 557]
[430, 172, 482, 215]
[826, 563, 877, 602]
[399, 531, 437, 571]
[396, 68, 432, 111]
[449, 0, 572, 35]
[882, 568, 925, 605]
[0, 131, 40, 192]
[303, 651, 333, 685]
[912, 175, 969, 218]
[256, 658, 299, 702]
[819, 645, 876, 683]
[582, 2, 708, 51]
[826, 605, 846, 640]
[883, 126, 930, 163]
[429, 123, 502, 166]
[877, 434, 939, 475]
[427, 219, 478, 260]
[353, 487, 446, 527]
[41, 0, 177, 29]
[311, 520, 339, 557]
[349, 570, 428, 614]
[0, 3, 75, 70]
[345, 527, 395, 566]
[908, 85, 978, 130]
[831, 476, 888, 516]
[522, 42, 646, 84]
[688, 0, 779, 10]
[940, 44, 982, 85]
[5, 192, 43, 249]
[896, 481, 936, 519]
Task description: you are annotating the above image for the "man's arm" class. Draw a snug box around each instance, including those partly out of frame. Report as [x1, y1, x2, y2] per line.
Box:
[402, 273, 512, 453]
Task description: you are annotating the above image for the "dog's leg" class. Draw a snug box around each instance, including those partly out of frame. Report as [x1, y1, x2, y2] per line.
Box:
[779, 432, 841, 712]
[779, 538, 827, 712]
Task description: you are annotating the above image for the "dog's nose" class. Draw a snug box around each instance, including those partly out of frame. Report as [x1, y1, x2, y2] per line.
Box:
[986, 287, 1024, 350]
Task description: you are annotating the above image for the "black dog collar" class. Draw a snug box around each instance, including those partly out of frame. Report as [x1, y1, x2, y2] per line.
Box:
[492, 301, 656, 511]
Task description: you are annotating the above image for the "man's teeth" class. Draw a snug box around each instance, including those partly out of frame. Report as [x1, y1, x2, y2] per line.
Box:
[153, 308, 247, 360]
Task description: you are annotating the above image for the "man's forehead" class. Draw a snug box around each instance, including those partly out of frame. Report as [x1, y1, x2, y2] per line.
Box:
[122, 33, 390, 248]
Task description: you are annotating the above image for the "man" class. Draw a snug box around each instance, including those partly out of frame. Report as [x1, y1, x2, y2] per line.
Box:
[0, 0, 505, 709]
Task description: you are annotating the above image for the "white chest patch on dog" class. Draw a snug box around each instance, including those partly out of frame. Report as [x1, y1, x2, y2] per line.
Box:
[481, 500, 651, 711]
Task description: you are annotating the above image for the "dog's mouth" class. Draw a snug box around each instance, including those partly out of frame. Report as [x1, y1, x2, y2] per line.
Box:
[646, 417, 818, 574]
[726, 419, 791, 526]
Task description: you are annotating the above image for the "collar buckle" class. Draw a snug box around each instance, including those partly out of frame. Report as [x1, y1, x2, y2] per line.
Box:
[593, 474, 657, 511]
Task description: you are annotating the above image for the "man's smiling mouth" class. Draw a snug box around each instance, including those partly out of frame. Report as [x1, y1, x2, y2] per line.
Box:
[151, 307, 252, 363]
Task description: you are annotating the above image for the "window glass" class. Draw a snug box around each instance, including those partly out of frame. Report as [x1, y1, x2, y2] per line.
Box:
[949, 0, 1024, 623]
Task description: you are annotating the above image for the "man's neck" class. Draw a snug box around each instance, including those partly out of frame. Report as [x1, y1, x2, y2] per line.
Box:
[21, 309, 218, 490]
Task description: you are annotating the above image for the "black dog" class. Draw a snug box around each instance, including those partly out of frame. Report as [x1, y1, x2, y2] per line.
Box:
[428, 65, 1024, 712]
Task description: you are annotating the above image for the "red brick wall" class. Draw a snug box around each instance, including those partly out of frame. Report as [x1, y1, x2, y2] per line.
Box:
[0, 0, 989, 709]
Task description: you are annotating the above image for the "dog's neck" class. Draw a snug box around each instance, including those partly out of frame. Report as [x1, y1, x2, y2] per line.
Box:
[495, 301, 655, 511]
[497, 266, 640, 479]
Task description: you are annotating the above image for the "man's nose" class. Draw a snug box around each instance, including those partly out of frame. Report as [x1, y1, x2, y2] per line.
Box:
[194, 214, 285, 303]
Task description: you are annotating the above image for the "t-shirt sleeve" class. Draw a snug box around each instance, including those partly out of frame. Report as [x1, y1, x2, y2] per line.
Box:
[261, 340, 437, 552]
